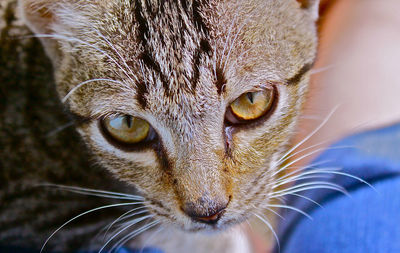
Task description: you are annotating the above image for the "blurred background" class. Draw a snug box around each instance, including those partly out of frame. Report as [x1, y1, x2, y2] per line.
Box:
[295, 0, 400, 165]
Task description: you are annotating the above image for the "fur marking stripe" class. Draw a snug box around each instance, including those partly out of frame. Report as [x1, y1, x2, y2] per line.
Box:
[134, 0, 170, 96]
[287, 62, 314, 84]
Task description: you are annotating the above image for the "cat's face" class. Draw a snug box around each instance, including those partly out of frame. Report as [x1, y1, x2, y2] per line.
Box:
[21, 0, 318, 232]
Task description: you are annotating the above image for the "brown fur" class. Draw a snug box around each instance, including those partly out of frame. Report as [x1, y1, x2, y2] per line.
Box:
[18, 0, 319, 252]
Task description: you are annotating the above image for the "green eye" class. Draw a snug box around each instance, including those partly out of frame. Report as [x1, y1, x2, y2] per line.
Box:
[102, 115, 151, 144]
[227, 88, 275, 123]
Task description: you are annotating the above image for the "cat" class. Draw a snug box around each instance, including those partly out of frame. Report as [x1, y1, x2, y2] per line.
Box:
[7, 0, 319, 252]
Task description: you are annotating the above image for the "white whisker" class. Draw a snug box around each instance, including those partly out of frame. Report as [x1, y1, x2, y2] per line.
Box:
[271, 185, 348, 199]
[266, 204, 312, 220]
[253, 213, 280, 252]
[62, 78, 127, 103]
[276, 168, 374, 191]
[98, 215, 154, 253]
[139, 226, 165, 253]
[285, 193, 323, 208]
[275, 174, 332, 188]
[94, 29, 139, 83]
[220, 16, 238, 68]
[275, 105, 340, 166]
[273, 181, 347, 193]
[33, 34, 136, 93]
[39, 184, 144, 200]
[274, 160, 332, 182]
[40, 202, 142, 253]
[46, 121, 75, 137]
[103, 207, 148, 240]
[223, 18, 251, 73]
[111, 220, 159, 253]
[310, 64, 336, 75]
[264, 206, 285, 220]
[278, 141, 353, 168]
[272, 148, 332, 178]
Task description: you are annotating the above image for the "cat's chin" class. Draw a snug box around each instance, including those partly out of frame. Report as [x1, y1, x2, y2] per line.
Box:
[180, 223, 230, 233]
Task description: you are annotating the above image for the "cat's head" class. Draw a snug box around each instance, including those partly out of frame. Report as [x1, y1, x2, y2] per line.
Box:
[20, 0, 318, 231]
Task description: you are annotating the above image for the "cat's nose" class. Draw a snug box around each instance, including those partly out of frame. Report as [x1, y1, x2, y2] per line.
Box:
[183, 200, 228, 225]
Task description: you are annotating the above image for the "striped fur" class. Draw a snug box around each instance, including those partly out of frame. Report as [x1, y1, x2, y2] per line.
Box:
[17, 0, 319, 252]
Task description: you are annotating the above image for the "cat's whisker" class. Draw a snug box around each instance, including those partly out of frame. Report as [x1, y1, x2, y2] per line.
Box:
[103, 207, 148, 241]
[272, 180, 347, 193]
[223, 17, 251, 73]
[139, 226, 165, 253]
[275, 174, 333, 188]
[40, 202, 142, 253]
[285, 193, 324, 208]
[220, 15, 238, 69]
[271, 148, 332, 178]
[276, 167, 340, 183]
[230, 48, 253, 71]
[274, 160, 333, 183]
[275, 167, 374, 192]
[93, 29, 139, 83]
[62, 189, 145, 201]
[110, 220, 160, 253]
[264, 206, 285, 220]
[277, 141, 354, 168]
[266, 204, 312, 220]
[61, 78, 128, 103]
[253, 213, 280, 252]
[46, 121, 75, 137]
[283, 168, 375, 191]
[273, 143, 353, 181]
[299, 114, 324, 120]
[270, 184, 348, 199]
[275, 105, 340, 166]
[33, 34, 136, 92]
[39, 184, 144, 200]
[98, 214, 154, 253]
[310, 64, 336, 75]
[270, 181, 348, 196]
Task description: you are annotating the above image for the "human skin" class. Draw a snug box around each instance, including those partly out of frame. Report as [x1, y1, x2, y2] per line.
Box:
[294, 0, 400, 167]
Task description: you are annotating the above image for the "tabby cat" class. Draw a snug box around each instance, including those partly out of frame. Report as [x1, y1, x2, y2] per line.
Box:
[5, 0, 318, 252]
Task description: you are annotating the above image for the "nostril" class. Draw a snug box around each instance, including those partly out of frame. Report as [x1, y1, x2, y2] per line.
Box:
[183, 202, 228, 225]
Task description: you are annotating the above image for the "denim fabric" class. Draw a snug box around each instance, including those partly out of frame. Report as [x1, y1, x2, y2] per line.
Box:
[276, 122, 400, 253]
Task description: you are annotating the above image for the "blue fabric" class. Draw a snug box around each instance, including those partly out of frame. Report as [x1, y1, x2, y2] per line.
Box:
[0, 246, 163, 253]
[276, 122, 400, 253]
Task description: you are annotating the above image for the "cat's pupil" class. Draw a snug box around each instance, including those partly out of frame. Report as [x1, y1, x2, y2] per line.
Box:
[246, 93, 254, 104]
[125, 115, 133, 128]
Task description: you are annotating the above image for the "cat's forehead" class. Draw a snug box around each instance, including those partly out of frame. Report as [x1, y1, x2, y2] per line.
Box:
[101, 0, 309, 98]
[60, 0, 316, 124]
[125, 0, 220, 104]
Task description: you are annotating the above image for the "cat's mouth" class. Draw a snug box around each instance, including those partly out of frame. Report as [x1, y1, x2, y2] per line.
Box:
[178, 210, 249, 233]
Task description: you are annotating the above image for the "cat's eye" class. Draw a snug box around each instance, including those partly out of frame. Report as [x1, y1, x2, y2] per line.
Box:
[226, 88, 275, 124]
[101, 115, 154, 145]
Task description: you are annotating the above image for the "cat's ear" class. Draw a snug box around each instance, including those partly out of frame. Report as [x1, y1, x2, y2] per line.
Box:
[18, 0, 65, 64]
[298, 0, 320, 21]
[18, 0, 56, 35]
